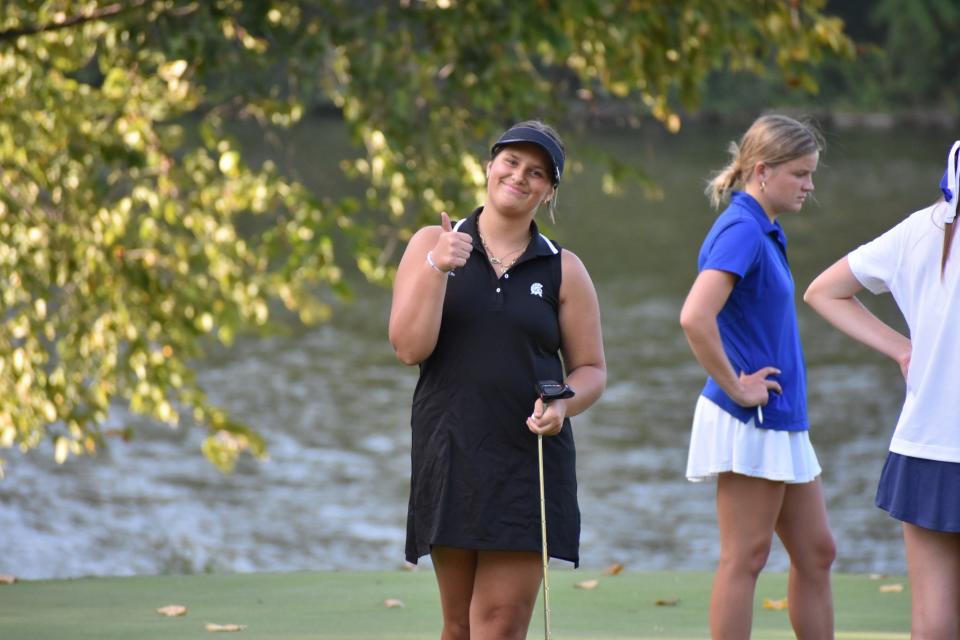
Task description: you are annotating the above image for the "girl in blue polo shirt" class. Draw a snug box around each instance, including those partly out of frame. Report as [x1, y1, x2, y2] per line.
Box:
[805, 141, 960, 639]
[680, 114, 836, 639]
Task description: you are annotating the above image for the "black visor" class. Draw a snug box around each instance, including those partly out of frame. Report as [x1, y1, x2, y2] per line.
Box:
[491, 126, 564, 184]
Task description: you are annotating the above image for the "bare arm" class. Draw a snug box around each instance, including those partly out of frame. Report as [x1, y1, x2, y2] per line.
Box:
[527, 249, 606, 436]
[678, 269, 782, 407]
[804, 256, 911, 378]
[388, 213, 473, 365]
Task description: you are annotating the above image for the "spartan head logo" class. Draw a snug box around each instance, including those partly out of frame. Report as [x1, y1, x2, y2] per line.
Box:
[530, 282, 544, 298]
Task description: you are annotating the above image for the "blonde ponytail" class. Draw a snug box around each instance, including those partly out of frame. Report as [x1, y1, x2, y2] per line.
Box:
[705, 114, 823, 211]
[705, 141, 745, 209]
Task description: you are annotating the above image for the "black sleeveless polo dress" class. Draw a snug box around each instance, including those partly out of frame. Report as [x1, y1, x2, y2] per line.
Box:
[405, 207, 580, 567]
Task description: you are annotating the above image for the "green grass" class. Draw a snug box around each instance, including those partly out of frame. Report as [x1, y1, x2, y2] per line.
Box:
[0, 569, 910, 639]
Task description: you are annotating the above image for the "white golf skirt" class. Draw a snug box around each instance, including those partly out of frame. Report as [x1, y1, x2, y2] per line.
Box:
[686, 395, 821, 484]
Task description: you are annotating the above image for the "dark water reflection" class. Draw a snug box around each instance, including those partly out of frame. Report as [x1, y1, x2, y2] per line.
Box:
[1, 119, 943, 578]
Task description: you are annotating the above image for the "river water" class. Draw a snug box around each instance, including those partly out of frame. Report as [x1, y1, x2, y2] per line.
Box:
[0, 118, 945, 579]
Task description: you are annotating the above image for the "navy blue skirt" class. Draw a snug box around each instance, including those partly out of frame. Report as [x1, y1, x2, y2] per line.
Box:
[876, 452, 960, 532]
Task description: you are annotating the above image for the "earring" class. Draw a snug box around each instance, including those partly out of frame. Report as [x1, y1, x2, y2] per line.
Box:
[760, 180, 766, 193]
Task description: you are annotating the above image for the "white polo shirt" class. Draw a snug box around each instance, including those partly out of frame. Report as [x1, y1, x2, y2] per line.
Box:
[848, 201, 960, 463]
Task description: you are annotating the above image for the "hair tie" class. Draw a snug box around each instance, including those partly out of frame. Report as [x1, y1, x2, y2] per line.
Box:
[940, 140, 960, 223]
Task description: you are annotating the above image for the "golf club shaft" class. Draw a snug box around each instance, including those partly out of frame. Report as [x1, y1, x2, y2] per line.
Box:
[538, 433, 552, 639]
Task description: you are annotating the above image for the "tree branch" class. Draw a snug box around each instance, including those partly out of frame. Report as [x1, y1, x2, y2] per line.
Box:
[0, 0, 151, 41]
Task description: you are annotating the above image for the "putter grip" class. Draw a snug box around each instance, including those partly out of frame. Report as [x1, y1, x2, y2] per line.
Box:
[536, 380, 575, 402]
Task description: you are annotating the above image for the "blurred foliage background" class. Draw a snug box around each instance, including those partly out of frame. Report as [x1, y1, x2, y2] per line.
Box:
[0, 0, 953, 472]
[704, 0, 960, 116]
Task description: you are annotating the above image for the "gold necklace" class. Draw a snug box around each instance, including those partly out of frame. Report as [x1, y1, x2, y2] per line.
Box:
[479, 230, 529, 273]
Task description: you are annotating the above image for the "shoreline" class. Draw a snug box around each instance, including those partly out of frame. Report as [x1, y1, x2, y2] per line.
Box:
[562, 102, 959, 132]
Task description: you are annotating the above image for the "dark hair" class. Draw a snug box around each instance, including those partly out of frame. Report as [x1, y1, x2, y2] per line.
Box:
[705, 114, 823, 209]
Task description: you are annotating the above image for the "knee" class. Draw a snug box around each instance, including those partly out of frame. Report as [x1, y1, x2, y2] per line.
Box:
[720, 539, 772, 578]
[473, 602, 532, 639]
[441, 604, 471, 640]
[794, 533, 836, 573]
[816, 534, 837, 570]
[441, 617, 470, 640]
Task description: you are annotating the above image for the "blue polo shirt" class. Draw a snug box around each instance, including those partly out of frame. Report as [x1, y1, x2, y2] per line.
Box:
[698, 192, 808, 432]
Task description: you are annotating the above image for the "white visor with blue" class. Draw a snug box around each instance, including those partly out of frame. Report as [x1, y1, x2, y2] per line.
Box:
[940, 140, 960, 223]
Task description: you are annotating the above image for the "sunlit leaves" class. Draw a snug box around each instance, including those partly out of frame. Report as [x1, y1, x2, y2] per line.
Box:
[0, 0, 851, 473]
[1, 1, 353, 473]
[327, 0, 852, 255]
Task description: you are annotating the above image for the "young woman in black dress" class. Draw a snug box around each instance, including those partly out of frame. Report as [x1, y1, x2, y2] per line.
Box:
[389, 121, 606, 639]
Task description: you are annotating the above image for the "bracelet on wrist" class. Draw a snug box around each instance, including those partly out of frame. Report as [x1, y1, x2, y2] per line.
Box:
[426, 251, 450, 275]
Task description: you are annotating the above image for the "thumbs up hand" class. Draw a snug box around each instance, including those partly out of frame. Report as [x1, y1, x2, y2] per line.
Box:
[430, 212, 473, 272]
